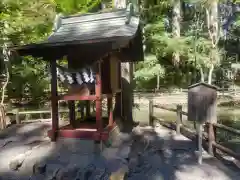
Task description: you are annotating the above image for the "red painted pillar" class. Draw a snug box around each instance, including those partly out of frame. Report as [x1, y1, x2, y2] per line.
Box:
[50, 59, 59, 141]
[95, 62, 102, 134]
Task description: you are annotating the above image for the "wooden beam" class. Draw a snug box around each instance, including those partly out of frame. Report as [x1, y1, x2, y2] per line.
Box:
[48, 129, 109, 141]
[95, 62, 102, 132]
[58, 94, 114, 101]
[213, 142, 240, 161]
[50, 59, 59, 141]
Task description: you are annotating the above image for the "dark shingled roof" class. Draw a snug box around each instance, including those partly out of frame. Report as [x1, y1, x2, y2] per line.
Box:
[48, 10, 139, 44]
[11, 8, 143, 61]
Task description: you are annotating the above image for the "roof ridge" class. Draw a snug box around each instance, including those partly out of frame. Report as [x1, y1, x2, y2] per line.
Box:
[61, 8, 126, 19]
[61, 15, 127, 26]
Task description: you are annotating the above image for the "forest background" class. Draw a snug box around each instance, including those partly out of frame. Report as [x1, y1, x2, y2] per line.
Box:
[1, 0, 240, 107]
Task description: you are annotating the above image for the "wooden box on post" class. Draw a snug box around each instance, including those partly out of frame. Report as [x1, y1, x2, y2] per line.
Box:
[188, 82, 218, 124]
[188, 82, 218, 163]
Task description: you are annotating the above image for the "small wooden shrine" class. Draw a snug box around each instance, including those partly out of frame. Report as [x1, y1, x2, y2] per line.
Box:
[11, 7, 143, 142]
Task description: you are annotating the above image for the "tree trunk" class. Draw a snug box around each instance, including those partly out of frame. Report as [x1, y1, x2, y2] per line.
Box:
[156, 75, 160, 90]
[206, 0, 218, 85]
[0, 104, 6, 129]
[172, 0, 181, 66]
[209, 1, 218, 49]
[0, 45, 10, 130]
[200, 67, 205, 82]
[208, 64, 214, 85]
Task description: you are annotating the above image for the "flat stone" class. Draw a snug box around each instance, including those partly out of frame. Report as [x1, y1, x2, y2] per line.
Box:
[106, 158, 128, 173]
[102, 146, 130, 161]
[45, 164, 64, 179]
[118, 146, 131, 159]
[57, 138, 95, 154]
[55, 164, 79, 180]
[109, 165, 128, 180]
[0, 136, 20, 148]
[102, 148, 118, 159]
[75, 163, 110, 180]
[29, 174, 45, 180]
[69, 154, 94, 168]
[9, 154, 26, 171]
[33, 161, 46, 174]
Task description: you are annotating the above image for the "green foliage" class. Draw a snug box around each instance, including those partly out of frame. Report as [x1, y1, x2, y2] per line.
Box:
[135, 0, 228, 89]
[135, 54, 165, 80]
[1, 0, 240, 103]
[52, 0, 103, 15]
[0, 0, 55, 44]
[0, 0, 104, 106]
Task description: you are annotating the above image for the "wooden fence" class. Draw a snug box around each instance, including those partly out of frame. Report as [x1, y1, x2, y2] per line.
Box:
[7, 109, 69, 124]
[148, 100, 240, 161]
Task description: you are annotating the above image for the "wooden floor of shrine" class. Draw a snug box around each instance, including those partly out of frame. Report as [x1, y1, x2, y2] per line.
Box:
[47, 116, 114, 140]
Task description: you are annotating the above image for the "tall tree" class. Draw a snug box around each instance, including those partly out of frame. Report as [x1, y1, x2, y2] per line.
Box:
[172, 0, 181, 66]
[206, 0, 219, 84]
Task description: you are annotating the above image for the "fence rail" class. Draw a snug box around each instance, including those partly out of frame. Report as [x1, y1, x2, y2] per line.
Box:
[134, 88, 240, 94]
[6, 109, 69, 124]
[7, 109, 69, 115]
[149, 100, 240, 161]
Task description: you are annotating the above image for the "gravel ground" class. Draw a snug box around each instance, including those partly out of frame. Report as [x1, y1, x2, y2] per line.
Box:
[0, 121, 240, 180]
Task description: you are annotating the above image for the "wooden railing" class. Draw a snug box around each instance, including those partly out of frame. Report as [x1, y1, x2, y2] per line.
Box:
[148, 100, 240, 161]
[7, 109, 69, 124]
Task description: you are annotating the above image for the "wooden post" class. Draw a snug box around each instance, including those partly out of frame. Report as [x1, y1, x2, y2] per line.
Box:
[92, 101, 95, 112]
[149, 99, 153, 126]
[80, 103, 85, 120]
[86, 101, 91, 117]
[50, 59, 59, 142]
[208, 122, 216, 155]
[68, 100, 75, 128]
[176, 104, 182, 134]
[107, 97, 113, 127]
[197, 123, 203, 164]
[15, 109, 20, 124]
[118, 61, 123, 118]
[25, 114, 30, 121]
[114, 0, 134, 121]
[40, 113, 43, 120]
[95, 62, 102, 133]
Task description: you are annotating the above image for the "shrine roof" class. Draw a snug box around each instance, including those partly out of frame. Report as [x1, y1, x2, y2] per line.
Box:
[10, 8, 142, 61]
[48, 10, 139, 44]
